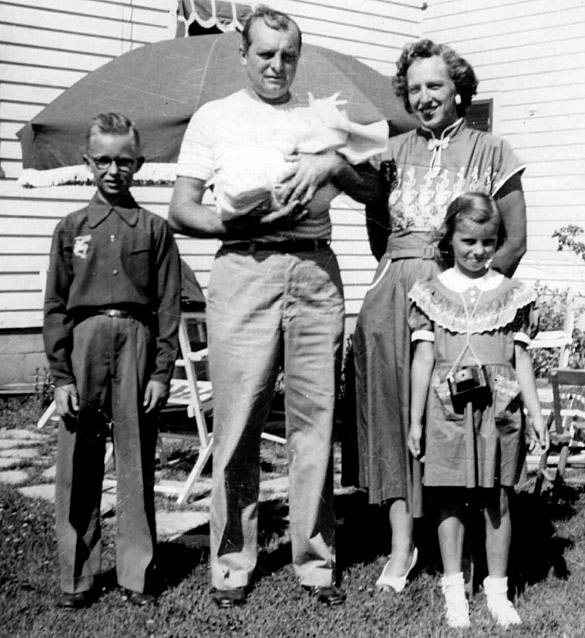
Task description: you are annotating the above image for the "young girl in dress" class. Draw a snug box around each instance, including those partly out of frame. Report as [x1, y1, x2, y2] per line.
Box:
[407, 192, 549, 628]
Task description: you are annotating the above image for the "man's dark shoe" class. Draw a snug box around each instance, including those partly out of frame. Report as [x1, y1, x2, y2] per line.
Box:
[210, 586, 247, 609]
[121, 588, 156, 606]
[302, 584, 346, 606]
[57, 590, 94, 609]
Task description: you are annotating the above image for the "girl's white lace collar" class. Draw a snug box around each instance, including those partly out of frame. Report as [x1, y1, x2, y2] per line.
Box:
[439, 268, 504, 292]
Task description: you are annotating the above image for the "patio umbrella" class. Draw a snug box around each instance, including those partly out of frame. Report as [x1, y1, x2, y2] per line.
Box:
[17, 31, 416, 187]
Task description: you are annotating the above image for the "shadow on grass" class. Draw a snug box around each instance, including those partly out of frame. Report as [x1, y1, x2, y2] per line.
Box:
[510, 487, 576, 593]
[333, 483, 578, 594]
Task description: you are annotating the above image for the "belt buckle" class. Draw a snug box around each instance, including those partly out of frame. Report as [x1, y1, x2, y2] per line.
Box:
[422, 245, 436, 259]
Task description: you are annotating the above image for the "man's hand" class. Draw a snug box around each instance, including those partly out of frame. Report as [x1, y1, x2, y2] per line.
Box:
[276, 151, 343, 206]
[54, 383, 79, 419]
[257, 198, 307, 226]
[143, 379, 169, 414]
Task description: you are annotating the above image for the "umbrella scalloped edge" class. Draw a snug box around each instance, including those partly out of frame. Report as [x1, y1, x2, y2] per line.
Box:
[18, 163, 179, 188]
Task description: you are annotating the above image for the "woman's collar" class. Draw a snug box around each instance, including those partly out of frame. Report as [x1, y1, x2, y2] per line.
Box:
[438, 267, 503, 292]
[420, 118, 465, 141]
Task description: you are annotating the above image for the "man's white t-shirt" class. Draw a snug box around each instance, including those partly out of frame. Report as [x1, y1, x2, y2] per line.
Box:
[176, 89, 332, 241]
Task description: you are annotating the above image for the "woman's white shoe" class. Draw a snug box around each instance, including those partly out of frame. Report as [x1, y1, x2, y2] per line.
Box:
[483, 577, 522, 627]
[376, 547, 418, 593]
[441, 572, 470, 628]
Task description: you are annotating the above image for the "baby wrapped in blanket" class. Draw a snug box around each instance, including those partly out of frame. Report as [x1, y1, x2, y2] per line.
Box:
[211, 93, 388, 221]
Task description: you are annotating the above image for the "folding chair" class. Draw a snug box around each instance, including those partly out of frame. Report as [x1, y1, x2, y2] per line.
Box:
[156, 309, 288, 504]
[534, 369, 585, 498]
[155, 311, 213, 505]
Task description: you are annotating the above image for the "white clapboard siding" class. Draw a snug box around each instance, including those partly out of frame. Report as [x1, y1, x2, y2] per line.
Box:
[0, 0, 424, 331]
[0, 0, 172, 331]
[424, 0, 585, 292]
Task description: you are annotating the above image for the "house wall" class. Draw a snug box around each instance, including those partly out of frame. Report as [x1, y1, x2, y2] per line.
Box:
[0, 0, 174, 385]
[422, 0, 585, 289]
[0, 0, 424, 385]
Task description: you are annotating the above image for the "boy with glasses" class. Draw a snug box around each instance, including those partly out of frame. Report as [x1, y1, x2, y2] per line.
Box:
[44, 112, 181, 608]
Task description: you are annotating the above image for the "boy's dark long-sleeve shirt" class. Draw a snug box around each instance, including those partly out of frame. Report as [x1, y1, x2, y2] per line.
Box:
[44, 192, 181, 387]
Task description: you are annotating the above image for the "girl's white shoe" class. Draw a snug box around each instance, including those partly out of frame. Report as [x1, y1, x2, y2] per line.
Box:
[441, 572, 470, 628]
[375, 547, 418, 593]
[483, 576, 522, 627]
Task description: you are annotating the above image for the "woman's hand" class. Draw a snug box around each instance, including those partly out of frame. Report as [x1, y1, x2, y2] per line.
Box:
[408, 421, 424, 459]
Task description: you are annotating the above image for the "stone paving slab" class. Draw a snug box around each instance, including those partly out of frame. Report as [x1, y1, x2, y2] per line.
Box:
[0, 448, 40, 459]
[0, 469, 29, 485]
[0, 428, 49, 441]
[156, 511, 209, 539]
[0, 440, 23, 449]
[18, 484, 55, 502]
[0, 457, 20, 469]
[41, 465, 56, 480]
[18, 483, 116, 516]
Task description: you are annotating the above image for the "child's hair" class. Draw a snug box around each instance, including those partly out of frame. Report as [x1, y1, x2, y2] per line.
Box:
[437, 192, 503, 267]
[86, 112, 141, 151]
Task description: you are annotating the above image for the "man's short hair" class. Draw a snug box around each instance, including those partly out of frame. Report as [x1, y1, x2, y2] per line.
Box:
[86, 112, 141, 151]
[241, 4, 302, 53]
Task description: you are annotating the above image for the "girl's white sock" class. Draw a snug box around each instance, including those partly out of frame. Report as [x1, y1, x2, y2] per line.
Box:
[440, 572, 470, 628]
[483, 576, 522, 627]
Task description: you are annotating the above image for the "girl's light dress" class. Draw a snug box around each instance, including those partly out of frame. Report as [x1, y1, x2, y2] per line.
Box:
[408, 269, 537, 488]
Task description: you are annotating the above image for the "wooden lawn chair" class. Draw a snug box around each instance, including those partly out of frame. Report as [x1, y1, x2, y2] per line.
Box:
[528, 288, 575, 369]
[534, 369, 585, 499]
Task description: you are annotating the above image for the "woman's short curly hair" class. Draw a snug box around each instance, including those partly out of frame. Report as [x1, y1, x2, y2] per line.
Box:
[393, 39, 478, 117]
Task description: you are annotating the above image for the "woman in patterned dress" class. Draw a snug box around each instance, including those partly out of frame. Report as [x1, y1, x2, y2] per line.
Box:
[353, 39, 527, 591]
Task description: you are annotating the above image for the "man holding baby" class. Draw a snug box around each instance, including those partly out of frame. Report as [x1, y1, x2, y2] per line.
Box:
[169, 4, 380, 608]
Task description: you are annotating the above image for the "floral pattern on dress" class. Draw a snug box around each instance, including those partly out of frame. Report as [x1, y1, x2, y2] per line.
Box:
[390, 163, 496, 232]
[384, 123, 524, 233]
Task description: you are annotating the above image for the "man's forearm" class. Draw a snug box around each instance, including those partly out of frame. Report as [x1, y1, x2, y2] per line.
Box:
[168, 198, 227, 238]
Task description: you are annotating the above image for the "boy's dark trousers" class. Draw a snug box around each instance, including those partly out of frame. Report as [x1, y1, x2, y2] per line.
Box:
[55, 314, 158, 594]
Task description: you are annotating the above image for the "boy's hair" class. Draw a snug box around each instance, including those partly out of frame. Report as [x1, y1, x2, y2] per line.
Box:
[241, 4, 302, 53]
[86, 112, 141, 151]
[437, 192, 503, 267]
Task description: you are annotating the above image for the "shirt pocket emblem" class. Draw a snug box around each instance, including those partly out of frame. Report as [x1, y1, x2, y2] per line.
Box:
[73, 234, 92, 259]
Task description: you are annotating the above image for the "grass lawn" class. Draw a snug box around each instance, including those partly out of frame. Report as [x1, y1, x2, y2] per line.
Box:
[2, 397, 585, 637]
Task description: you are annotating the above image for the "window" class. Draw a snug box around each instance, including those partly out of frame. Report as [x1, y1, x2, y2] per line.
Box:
[465, 99, 492, 132]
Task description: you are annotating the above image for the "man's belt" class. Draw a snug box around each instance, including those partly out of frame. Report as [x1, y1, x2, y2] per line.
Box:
[388, 246, 437, 260]
[223, 239, 330, 253]
[74, 307, 153, 325]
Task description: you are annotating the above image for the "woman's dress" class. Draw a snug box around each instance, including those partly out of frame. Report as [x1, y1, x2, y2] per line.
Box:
[353, 118, 525, 510]
[408, 269, 536, 488]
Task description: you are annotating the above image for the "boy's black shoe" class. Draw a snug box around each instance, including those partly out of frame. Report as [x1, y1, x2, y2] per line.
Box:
[121, 588, 156, 606]
[57, 590, 94, 609]
[210, 586, 247, 609]
[302, 584, 346, 606]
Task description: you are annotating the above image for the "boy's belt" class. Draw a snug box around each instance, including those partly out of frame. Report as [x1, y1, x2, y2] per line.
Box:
[74, 307, 152, 324]
[388, 246, 437, 260]
[223, 239, 330, 253]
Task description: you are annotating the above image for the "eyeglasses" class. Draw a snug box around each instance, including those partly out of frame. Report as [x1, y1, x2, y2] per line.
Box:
[89, 156, 138, 171]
